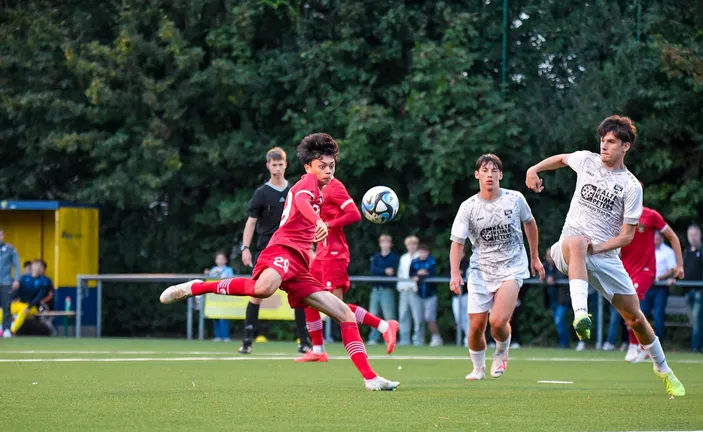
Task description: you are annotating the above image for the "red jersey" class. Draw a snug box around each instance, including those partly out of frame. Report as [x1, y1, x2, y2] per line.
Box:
[315, 178, 356, 262]
[621, 207, 668, 276]
[268, 174, 322, 259]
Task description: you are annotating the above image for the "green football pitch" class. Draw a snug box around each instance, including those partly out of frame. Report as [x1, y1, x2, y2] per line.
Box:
[1, 338, 701, 431]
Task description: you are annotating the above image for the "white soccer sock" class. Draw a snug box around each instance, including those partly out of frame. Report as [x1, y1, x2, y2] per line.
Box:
[495, 334, 511, 354]
[377, 320, 389, 334]
[469, 349, 486, 370]
[569, 279, 589, 315]
[312, 345, 325, 354]
[643, 337, 670, 374]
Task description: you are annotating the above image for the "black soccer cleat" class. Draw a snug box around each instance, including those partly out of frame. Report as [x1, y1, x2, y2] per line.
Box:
[239, 340, 253, 354]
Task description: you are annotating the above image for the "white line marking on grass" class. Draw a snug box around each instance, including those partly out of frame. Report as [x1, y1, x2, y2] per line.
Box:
[1, 355, 702, 364]
[0, 350, 290, 356]
[537, 380, 574, 384]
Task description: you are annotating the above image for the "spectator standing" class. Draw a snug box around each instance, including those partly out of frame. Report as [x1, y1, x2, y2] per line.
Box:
[684, 224, 703, 352]
[368, 234, 399, 344]
[239, 147, 310, 354]
[641, 230, 677, 340]
[545, 247, 570, 348]
[451, 249, 470, 347]
[410, 244, 442, 346]
[205, 251, 236, 342]
[0, 228, 21, 338]
[396, 235, 419, 346]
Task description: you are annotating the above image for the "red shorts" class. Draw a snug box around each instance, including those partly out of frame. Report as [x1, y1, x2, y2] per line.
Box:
[253, 244, 326, 308]
[310, 259, 351, 294]
[630, 271, 655, 300]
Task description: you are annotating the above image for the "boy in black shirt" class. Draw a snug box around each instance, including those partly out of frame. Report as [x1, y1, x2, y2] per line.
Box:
[239, 147, 310, 354]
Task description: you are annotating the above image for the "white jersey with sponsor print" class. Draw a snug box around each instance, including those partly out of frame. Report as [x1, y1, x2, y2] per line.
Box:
[450, 188, 532, 282]
[560, 151, 643, 255]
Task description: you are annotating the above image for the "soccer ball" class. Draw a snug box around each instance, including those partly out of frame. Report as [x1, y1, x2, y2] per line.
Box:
[361, 186, 399, 224]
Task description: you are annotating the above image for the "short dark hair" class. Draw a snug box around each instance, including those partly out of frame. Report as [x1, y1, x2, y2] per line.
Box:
[475, 154, 503, 171]
[689, 223, 701, 231]
[297, 133, 340, 166]
[266, 147, 286, 162]
[597, 115, 637, 145]
[23, 261, 32, 268]
[215, 250, 228, 261]
[417, 243, 430, 252]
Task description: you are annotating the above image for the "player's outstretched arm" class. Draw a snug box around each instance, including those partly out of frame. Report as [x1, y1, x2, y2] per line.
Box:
[449, 241, 465, 294]
[325, 203, 361, 228]
[525, 154, 570, 193]
[661, 226, 685, 279]
[522, 219, 545, 280]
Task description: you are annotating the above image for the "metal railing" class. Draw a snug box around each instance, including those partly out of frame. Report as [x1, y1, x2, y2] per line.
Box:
[75, 274, 701, 346]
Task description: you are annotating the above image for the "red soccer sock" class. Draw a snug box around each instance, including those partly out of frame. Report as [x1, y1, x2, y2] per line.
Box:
[191, 278, 256, 297]
[340, 322, 376, 380]
[628, 327, 639, 345]
[305, 307, 325, 347]
[347, 304, 382, 329]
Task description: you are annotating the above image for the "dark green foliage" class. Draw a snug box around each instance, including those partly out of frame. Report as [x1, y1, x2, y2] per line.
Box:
[1, 0, 701, 340]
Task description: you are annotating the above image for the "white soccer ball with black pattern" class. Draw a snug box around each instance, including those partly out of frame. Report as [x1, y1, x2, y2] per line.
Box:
[361, 186, 399, 224]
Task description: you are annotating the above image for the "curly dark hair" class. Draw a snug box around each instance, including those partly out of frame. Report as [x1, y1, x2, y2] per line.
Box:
[297, 133, 340, 165]
[597, 115, 637, 145]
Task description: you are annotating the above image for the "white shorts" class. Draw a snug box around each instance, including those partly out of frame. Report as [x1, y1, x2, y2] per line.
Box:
[467, 273, 524, 314]
[549, 239, 636, 302]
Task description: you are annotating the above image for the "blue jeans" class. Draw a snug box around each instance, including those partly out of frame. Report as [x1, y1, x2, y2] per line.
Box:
[552, 304, 570, 348]
[213, 319, 230, 340]
[688, 291, 703, 352]
[409, 293, 429, 345]
[606, 305, 622, 345]
[641, 287, 668, 340]
[452, 294, 469, 345]
[368, 287, 397, 343]
[398, 291, 420, 345]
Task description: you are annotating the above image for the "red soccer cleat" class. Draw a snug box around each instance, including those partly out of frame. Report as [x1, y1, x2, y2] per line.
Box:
[383, 320, 399, 354]
[294, 351, 329, 363]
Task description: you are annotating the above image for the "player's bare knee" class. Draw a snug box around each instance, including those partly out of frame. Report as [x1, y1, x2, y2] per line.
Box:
[489, 315, 509, 331]
[566, 237, 588, 259]
[253, 280, 276, 298]
[624, 313, 645, 330]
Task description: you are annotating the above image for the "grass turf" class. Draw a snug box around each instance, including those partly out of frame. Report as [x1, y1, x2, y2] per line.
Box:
[1, 338, 702, 431]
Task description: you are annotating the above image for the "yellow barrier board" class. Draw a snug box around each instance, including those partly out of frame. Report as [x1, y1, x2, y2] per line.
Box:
[203, 290, 295, 320]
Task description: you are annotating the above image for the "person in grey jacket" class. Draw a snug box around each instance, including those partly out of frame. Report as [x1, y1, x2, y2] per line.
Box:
[0, 228, 22, 337]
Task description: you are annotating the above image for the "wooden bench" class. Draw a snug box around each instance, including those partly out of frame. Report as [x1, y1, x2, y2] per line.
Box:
[664, 295, 692, 328]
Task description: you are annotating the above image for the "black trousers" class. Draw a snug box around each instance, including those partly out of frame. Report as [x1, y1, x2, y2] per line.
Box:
[0, 284, 11, 330]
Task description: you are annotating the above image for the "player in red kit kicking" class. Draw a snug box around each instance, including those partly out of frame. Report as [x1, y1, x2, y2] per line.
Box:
[160, 133, 399, 391]
[620, 203, 684, 362]
[296, 177, 399, 363]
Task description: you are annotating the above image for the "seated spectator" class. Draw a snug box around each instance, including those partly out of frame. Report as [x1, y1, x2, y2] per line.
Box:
[410, 244, 442, 346]
[10, 260, 51, 335]
[23, 261, 31, 275]
[368, 234, 398, 345]
[545, 248, 570, 348]
[205, 250, 235, 342]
